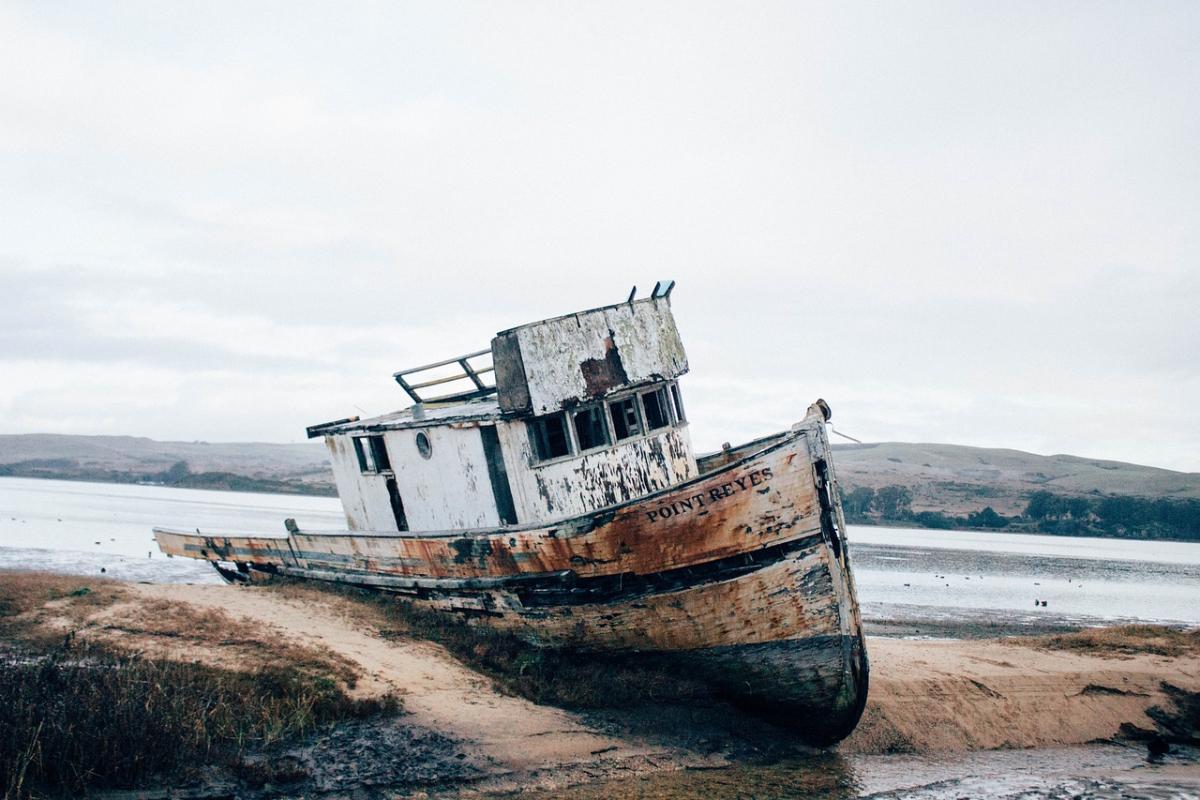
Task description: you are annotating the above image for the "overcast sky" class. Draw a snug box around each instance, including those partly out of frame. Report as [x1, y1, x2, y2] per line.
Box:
[3, 2, 1198, 471]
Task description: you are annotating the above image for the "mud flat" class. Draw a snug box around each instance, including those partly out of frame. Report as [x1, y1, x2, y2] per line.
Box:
[2, 573, 1198, 798]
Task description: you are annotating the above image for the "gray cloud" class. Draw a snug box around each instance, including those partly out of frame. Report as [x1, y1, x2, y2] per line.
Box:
[2, 1, 1198, 469]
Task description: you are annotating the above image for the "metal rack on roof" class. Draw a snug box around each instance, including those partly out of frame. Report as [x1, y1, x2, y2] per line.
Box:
[392, 348, 496, 404]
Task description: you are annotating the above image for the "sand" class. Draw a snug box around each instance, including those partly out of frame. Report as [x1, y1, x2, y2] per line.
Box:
[120, 583, 706, 789]
[843, 636, 1199, 753]
[21, 580, 1199, 793]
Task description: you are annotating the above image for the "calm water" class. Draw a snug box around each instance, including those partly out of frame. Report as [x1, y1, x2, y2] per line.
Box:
[1, 477, 1197, 628]
[546, 744, 1200, 800]
[0, 477, 344, 583]
[851, 525, 1200, 628]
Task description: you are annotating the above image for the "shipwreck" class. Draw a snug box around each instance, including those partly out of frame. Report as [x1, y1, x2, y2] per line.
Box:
[155, 283, 869, 743]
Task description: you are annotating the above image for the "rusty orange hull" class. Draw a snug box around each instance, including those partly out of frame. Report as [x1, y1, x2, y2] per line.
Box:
[154, 413, 868, 743]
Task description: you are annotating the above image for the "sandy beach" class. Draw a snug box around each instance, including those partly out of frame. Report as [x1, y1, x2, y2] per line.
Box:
[5, 575, 1197, 798]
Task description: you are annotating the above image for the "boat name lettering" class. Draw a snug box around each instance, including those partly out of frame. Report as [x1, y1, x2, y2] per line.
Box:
[645, 467, 773, 523]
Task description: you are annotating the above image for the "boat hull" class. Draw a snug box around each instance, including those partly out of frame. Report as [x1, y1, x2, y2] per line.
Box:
[155, 410, 868, 743]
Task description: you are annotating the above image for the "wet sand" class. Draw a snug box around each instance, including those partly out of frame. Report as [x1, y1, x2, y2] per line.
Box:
[12, 579, 1200, 797]
[845, 635, 1199, 753]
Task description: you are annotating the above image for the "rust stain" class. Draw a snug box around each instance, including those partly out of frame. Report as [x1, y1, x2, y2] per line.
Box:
[157, 433, 820, 583]
[578, 334, 629, 398]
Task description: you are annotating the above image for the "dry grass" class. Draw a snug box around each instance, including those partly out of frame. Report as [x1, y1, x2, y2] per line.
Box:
[0, 571, 126, 636]
[0, 572, 401, 798]
[0, 638, 398, 799]
[1, 571, 363, 691]
[96, 598, 363, 689]
[1021, 625, 1200, 658]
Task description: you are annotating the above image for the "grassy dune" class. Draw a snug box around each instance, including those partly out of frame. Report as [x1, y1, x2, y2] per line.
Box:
[0, 572, 397, 799]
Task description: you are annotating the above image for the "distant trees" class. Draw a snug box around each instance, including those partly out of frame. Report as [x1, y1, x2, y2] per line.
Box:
[1022, 490, 1200, 540]
[1024, 491, 1091, 522]
[841, 482, 1200, 540]
[0, 458, 337, 497]
[874, 486, 913, 520]
[162, 461, 192, 483]
[966, 506, 1009, 528]
[840, 484, 911, 522]
[842, 487, 876, 518]
[911, 510, 956, 529]
[1024, 490, 1058, 520]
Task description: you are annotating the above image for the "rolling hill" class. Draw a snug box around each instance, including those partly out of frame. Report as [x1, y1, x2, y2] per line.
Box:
[1, 434, 1197, 518]
[832, 442, 1200, 516]
[0, 434, 333, 494]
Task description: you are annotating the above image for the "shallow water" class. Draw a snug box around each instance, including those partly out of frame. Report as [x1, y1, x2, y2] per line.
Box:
[2, 478, 1198, 630]
[0, 477, 345, 582]
[510, 744, 1200, 799]
[851, 525, 1200, 629]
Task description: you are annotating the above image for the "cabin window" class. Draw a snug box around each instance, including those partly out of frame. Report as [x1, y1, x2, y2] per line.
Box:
[670, 383, 686, 423]
[641, 386, 671, 431]
[353, 435, 391, 474]
[415, 431, 432, 460]
[609, 397, 642, 440]
[573, 405, 610, 451]
[528, 412, 571, 461]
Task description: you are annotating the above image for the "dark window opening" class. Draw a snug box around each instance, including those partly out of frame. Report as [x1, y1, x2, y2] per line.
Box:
[354, 435, 391, 473]
[573, 406, 610, 451]
[386, 477, 409, 531]
[670, 383, 686, 423]
[609, 397, 642, 440]
[353, 438, 371, 472]
[481, 426, 518, 525]
[369, 436, 391, 471]
[528, 413, 571, 461]
[641, 387, 670, 431]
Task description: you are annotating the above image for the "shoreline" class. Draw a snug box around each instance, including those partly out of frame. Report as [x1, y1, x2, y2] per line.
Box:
[3, 572, 1198, 798]
[4, 473, 1197, 542]
[848, 517, 1200, 543]
[0, 470, 336, 498]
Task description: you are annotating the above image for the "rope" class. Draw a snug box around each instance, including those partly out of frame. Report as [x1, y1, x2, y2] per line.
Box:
[829, 426, 863, 444]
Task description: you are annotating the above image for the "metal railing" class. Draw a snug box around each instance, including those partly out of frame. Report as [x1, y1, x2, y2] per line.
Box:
[392, 348, 496, 404]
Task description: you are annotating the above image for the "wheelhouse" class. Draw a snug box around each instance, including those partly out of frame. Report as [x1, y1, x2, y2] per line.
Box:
[307, 287, 698, 532]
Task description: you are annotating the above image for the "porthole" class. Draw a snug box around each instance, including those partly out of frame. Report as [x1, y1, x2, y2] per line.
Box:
[415, 431, 432, 459]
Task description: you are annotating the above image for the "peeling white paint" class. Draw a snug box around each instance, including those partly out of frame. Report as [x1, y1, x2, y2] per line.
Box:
[327, 427, 503, 532]
[496, 420, 697, 524]
[514, 297, 687, 415]
[385, 426, 502, 530]
[325, 435, 397, 531]
[322, 297, 698, 532]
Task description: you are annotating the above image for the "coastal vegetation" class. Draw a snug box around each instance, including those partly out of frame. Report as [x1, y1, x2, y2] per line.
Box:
[0, 458, 336, 496]
[1027, 624, 1200, 658]
[843, 485, 1200, 541]
[0, 573, 397, 798]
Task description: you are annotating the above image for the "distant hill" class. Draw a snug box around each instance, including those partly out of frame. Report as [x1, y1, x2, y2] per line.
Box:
[832, 442, 1200, 516]
[0, 434, 334, 494]
[2, 433, 1198, 520]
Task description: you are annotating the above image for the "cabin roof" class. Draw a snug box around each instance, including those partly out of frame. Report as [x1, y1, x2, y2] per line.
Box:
[316, 396, 503, 436]
[493, 283, 675, 336]
[495, 296, 651, 337]
[308, 286, 684, 439]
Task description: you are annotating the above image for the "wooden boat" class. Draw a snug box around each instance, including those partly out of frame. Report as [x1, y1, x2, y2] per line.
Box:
[154, 283, 869, 744]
